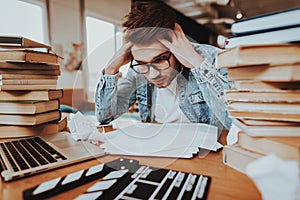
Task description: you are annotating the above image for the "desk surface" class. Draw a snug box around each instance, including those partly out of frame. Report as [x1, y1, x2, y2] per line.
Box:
[0, 132, 261, 200]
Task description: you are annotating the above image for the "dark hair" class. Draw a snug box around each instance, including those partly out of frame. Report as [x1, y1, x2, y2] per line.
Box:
[122, 1, 176, 44]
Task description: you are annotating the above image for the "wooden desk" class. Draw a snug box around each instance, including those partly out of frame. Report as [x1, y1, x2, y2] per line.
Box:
[0, 132, 261, 200]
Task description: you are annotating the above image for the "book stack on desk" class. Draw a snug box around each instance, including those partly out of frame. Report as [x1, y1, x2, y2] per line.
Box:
[0, 36, 66, 138]
[217, 43, 300, 173]
[225, 7, 300, 48]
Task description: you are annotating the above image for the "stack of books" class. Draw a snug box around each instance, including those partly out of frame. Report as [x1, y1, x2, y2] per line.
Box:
[217, 43, 300, 173]
[225, 7, 300, 48]
[0, 36, 67, 138]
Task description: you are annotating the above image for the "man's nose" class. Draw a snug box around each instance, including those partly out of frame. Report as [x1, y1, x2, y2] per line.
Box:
[148, 67, 160, 79]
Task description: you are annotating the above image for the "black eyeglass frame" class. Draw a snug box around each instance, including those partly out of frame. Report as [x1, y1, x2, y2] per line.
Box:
[129, 52, 172, 74]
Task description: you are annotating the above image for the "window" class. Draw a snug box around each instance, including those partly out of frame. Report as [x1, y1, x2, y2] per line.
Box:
[85, 16, 127, 102]
[0, 0, 47, 43]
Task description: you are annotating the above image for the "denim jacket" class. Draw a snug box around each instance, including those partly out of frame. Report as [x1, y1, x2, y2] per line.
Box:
[95, 43, 232, 130]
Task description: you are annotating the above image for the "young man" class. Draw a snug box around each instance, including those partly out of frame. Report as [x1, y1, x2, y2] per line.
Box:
[95, 1, 232, 131]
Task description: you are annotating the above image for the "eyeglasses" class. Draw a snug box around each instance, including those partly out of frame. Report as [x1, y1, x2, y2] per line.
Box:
[130, 52, 172, 74]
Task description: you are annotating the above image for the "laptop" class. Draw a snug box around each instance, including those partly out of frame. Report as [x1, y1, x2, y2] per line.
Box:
[0, 132, 106, 181]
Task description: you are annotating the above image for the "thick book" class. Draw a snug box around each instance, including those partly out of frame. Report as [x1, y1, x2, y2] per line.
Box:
[0, 36, 51, 50]
[223, 144, 264, 174]
[0, 89, 63, 101]
[0, 74, 58, 80]
[0, 62, 59, 70]
[0, 69, 61, 75]
[227, 63, 300, 82]
[233, 118, 300, 136]
[231, 80, 300, 91]
[0, 117, 67, 138]
[229, 110, 300, 122]
[231, 7, 300, 35]
[217, 44, 300, 68]
[0, 79, 57, 85]
[225, 26, 300, 49]
[0, 84, 57, 91]
[225, 90, 300, 103]
[228, 101, 300, 114]
[0, 100, 60, 114]
[238, 131, 300, 161]
[0, 110, 61, 125]
[0, 50, 59, 64]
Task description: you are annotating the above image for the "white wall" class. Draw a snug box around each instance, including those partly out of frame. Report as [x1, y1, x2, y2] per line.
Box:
[48, 0, 130, 89]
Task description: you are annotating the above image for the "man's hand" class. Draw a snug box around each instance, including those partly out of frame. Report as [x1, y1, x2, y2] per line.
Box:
[159, 23, 205, 69]
[104, 34, 133, 75]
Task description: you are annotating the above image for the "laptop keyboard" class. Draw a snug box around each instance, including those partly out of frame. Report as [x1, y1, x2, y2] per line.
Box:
[0, 137, 67, 172]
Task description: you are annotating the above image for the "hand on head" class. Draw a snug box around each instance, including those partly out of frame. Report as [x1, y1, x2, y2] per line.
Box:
[159, 23, 205, 69]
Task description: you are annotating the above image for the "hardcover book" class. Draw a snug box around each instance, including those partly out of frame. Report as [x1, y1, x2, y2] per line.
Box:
[0, 84, 57, 91]
[223, 144, 264, 174]
[231, 7, 300, 35]
[227, 63, 300, 82]
[225, 90, 300, 103]
[0, 117, 67, 138]
[225, 26, 300, 49]
[0, 62, 59, 70]
[0, 89, 63, 101]
[0, 36, 51, 50]
[0, 49, 59, 64]
[0, 69, 61, 75]
[232, 118, 300, 136]
[238, 131, 300, 161]
[0, 100, 60, 114]
[217, 44, 300, 68]
[0, 110, 61, 125]
[231, 80, 300, 91]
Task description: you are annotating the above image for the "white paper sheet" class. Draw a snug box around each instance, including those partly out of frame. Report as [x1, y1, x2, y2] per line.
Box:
[99, 123, 218, 158]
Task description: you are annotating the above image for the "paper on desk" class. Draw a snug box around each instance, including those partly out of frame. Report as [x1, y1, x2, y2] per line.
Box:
[68, 111, 99, 141]
[246, 154, 299, 200]
[226, 123, 240, 145]
[99, 123, 219, 158]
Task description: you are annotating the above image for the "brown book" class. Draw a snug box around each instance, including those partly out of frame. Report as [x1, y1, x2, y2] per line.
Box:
[233, 118, 300, 136]
[227, 63, 300, 82]
[0, 100, 60, 114]
[0, 74, 58, 80]
[0, 89, 63, 101]
[223, 144, 264, 174]
[0, 50, 59, 64]
[228, 101, 300, 114]
[0, 110, 61, 125]
[0, 69, 61, 75]
[0, 36, 51, 50]
[238, 131, 300, 161]
[217, 44, 300, 68]
[0, 117, 67, 138]
[231, 80, 300, 91]
[229, 110, 300, 122]
[225, 90, 300, 103]
[0, 79, 57, 85]
[0, 84, 57, 91]
[0, 62, 59, 70]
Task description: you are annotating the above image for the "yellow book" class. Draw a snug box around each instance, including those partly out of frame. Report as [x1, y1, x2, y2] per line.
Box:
[0, 100, 60, 114]
[0, 89, 63, 101]
[0, 110, 61, 125]
[217, 44, 300, 68]
[0, 50, 59, 64]
[0, 117, 67, 138]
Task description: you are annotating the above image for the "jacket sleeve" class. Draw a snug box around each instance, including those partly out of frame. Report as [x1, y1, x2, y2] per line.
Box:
[190, 44, 232, 130]
[95, 68, 138, 124]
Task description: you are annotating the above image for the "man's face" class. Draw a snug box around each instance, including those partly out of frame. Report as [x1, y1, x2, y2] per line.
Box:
[131, 42, 179, 88]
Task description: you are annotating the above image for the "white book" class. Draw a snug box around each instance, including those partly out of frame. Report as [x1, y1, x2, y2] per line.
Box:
[225, 26, 300, 49]
[231, 7, 300, 35]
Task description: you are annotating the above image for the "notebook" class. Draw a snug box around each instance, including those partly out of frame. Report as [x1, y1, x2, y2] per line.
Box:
[0, 132, 106, 181]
